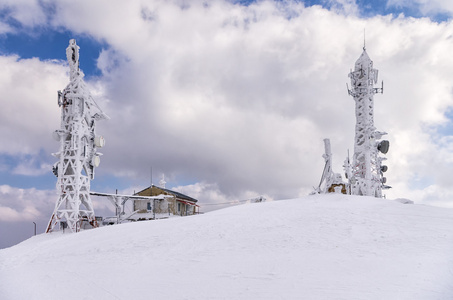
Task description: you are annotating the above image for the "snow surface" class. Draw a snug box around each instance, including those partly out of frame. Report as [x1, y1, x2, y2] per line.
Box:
[1, 194, 453, 299]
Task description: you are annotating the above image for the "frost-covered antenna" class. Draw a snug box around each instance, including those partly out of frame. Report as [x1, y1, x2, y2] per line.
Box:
[159, 174, 166, 189]
[314, 139, 346, 194]
[363, 28, 366, 50]
[346, 44, 390, 198]
[46, 39, 109, 233]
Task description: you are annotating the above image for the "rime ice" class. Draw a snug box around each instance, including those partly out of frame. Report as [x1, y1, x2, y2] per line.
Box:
[345, 46, 389, 197]
[316, 45, 390, 197]
[46, 39, 109, 233]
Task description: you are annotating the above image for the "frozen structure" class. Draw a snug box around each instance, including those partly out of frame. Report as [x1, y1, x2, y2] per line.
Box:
[315, 138, 346, 194]
[90, 191, 174, 224]
[46, 39, 109, 233]
[314, 45, 389, 197]
[344, 45, 389, 197]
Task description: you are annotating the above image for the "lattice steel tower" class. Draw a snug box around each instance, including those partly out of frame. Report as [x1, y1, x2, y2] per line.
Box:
[345, 45, 389, 197]
[46, 39, 109, 233]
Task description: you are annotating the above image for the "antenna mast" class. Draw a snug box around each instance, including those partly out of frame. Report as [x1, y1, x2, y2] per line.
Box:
[346, 45, 389, 197]
[46, 39, 109, 233]
[363, 28, 366, 50]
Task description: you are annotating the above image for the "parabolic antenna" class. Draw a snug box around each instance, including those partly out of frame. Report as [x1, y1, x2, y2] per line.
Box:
[92, 156, 101, 167]
[378, 140, 389, 154]
[94, 136, 105, 148]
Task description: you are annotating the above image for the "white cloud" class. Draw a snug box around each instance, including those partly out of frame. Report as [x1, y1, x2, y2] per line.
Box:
[0, 21, 13, 35]
[387, 0, 453, 17]
[0, 55, 66, 155]
[1, 0, 453, 211]
[12, 157, 52, 176]
[322, 0, 359, 15]
[0, 0, 47, 29]
[0, 185, 54, 221]
[172, 181, 273, 212]
[0, 184, 117, 224]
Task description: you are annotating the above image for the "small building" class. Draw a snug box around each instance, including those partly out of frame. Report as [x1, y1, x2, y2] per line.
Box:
[132, 185, 199, 220]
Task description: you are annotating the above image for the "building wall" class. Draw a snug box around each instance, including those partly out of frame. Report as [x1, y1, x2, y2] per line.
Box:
[133, 186, 197, 217]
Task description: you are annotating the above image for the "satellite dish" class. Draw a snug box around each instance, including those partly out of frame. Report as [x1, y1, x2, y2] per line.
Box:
[52, 164, 58, 177]
[377, 140, 389, 154]
[92, 156, 100, 167]
[381, 165, 388, 172]
[381, 177, 387, 184]
[94, 136, 105, 148]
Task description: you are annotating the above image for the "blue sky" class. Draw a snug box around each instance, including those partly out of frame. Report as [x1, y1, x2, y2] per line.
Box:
[1, 0, 453, 248]
[0, 31, 106, 77]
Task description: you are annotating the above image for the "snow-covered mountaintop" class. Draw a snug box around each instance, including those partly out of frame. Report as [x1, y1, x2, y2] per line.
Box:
[1, 194, 453, 299]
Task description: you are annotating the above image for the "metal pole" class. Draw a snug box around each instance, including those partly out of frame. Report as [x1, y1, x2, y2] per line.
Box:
[33, 222, 36, 236]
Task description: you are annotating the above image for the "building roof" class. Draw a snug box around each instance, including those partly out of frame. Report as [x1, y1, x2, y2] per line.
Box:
[135, 185, 198, 203]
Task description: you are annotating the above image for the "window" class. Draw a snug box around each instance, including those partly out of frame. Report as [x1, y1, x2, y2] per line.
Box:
[147, 202, 152, 211]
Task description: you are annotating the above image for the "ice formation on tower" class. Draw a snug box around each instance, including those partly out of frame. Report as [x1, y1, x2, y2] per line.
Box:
[314, 44, 390, 197]
[46, 39, 109, 233]
[344, 45, 389, 197]
[315, 138, 346, 194]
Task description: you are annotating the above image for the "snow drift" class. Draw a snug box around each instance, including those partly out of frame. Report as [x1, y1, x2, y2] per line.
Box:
[1, 194, 453, 299]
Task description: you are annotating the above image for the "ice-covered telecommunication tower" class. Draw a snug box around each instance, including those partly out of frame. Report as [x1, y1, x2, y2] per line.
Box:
[46, 39, 109, 233]
[345, 45, 389, 197]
